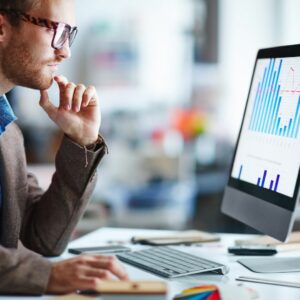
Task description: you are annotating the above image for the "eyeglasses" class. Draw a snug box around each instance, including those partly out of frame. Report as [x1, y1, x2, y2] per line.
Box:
[0, 9, 78, 50]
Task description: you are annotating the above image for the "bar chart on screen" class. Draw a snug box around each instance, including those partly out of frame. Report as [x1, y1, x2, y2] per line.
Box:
[231, 56, 300, 199]
[248, 58, 300, 139]
[237, 164, 281, 192]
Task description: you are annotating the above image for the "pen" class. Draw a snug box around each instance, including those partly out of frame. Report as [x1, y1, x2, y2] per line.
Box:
[236, 276, 300, 288]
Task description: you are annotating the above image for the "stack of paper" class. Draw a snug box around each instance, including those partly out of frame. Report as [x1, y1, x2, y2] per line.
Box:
[174, 285, 221, 300]
[173, 284, 258, 300]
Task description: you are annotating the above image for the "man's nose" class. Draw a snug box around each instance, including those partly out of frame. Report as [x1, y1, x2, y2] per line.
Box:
[54, 40, 72, 60]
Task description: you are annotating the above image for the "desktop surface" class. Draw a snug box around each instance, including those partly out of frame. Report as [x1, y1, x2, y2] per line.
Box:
[2, 227, 300, 300]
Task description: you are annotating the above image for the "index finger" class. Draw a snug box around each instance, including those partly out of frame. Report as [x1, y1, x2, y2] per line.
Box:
[54, 75, 69, 87]
[87, 256, 129, 280]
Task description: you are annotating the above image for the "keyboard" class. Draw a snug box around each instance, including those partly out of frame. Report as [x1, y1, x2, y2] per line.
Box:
[117, 246, 229, 278]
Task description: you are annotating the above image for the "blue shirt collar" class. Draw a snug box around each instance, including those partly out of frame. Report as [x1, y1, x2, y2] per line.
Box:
[0, 94, 17, 135]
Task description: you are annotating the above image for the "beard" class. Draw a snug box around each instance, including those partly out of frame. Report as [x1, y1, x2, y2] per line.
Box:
[1, 36, 55, 90]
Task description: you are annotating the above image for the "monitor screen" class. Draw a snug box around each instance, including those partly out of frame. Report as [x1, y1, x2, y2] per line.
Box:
[222, 45, 300, 241]
[232, 57, 300, 197]
[228, 56, 300, 211]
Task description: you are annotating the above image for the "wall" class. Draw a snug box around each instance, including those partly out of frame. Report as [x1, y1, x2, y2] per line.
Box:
[217, 0, 279, 141]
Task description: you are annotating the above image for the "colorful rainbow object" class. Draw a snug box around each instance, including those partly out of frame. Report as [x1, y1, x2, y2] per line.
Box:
[174, 285, 221, 300]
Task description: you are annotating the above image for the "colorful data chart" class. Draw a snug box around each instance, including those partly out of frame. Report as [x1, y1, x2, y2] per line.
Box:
[173, 285, 221, 300]
[249, 58, 300, 139]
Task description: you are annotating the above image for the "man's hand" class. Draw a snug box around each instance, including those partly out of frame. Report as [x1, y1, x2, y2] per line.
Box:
[39, 76, 101, 146]
[46, 255, 129, 294]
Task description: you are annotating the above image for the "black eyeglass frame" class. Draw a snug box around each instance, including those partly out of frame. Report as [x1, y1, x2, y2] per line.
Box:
[0, 8, 78, 50]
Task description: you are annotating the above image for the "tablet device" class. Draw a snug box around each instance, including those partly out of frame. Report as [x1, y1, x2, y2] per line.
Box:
[68, 245, 131, 255]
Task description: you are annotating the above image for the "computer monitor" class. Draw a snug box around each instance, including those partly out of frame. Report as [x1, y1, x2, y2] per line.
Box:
[222, 44, 300, 242]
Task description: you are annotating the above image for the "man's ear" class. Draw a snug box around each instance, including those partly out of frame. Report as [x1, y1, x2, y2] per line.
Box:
[0, 14, 10, 44]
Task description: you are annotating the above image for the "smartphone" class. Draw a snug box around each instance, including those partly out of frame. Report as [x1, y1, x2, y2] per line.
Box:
[68, 245, 131, 255]
[228, 245, 277, 256]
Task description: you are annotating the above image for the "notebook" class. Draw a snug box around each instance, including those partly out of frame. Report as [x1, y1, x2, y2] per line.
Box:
[131, 230, 220, 245]
[235, 231, 300, 252]
[51, 281, 167, 300]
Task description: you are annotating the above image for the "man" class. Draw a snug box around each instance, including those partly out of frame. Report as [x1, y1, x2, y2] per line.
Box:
[0, 0, 128, 295]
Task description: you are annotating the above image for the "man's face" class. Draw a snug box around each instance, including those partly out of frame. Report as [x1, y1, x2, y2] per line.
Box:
[1, 0, 75, 90]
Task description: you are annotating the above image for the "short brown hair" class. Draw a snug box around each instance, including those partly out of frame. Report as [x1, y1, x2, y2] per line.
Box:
[0, 0, 40, 26]
[0, 0, 40, 12]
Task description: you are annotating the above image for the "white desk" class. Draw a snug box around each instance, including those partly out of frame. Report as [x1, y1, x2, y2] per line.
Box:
[2, 227, 300, 299]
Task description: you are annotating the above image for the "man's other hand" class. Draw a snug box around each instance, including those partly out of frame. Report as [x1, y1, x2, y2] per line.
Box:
[46, 255, 129, 294]
[39, 75, 101, 146]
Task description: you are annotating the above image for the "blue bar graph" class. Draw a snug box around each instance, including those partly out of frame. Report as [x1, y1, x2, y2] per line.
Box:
[256, 169, 280, 192]
[249, 58, 300, 139]
[236, 164, 281, 194]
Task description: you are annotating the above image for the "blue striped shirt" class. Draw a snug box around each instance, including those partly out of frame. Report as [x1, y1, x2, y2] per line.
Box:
[0, 95, 17, 209]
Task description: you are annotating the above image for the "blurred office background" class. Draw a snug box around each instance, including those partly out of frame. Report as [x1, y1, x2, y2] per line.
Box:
[7, 0, 300, 238]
